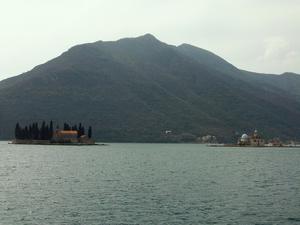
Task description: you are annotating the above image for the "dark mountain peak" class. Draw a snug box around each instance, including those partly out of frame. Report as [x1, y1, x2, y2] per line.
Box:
[115, 33, 162, 46]
[92, 34, 160, 47]
[140, 33, 156, 38]
[136, 33, 159, 41]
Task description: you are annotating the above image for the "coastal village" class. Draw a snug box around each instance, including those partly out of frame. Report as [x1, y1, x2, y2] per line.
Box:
[160, 129, 300, 147]
[206, 129, 299, 147]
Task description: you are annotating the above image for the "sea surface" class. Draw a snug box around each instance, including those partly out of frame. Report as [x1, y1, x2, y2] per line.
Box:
[0, 141, 300, 225]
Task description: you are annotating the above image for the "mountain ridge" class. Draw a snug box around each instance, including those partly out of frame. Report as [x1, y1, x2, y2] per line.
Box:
[0, 34, 300, 142]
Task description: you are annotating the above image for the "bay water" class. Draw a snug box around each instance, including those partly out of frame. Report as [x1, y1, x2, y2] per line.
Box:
[0, 142, 299, 224]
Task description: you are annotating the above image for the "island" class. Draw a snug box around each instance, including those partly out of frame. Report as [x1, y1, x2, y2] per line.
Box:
[12, 121, 96, 145]
[208, 129, 300, 148]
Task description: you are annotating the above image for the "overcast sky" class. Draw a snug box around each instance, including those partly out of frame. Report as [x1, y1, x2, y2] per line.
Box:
[0, 0, 299, 81]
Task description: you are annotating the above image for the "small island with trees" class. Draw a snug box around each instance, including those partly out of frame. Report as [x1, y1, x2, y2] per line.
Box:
[12, 121, 96, 145]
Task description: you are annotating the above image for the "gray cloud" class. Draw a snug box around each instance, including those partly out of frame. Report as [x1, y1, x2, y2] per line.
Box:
[0, 0, 299, 80]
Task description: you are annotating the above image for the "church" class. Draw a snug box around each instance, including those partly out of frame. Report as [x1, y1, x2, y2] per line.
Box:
[238, 130, 265, 147]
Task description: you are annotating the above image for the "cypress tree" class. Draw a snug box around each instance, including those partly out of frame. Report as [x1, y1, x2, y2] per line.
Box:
[88, 126, 92, 138]
[64, 122, 71, 131]
[78, 123, 82, 137]
[24, 126, 29, 139]
[29, 124, 33, 139]
[15, 123, 20, 139]
[82, 126, 85, 136]
[49, 121, 53, 139]
[45, 125, 49, 140]
[41, 121, 46, 140]
[34, 123, 39, 140]
[20, 127, 24, 139]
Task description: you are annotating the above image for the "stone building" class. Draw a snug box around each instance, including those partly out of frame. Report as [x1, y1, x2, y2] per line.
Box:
[238, 130, 265, 147]
[52, 130, 78, 143]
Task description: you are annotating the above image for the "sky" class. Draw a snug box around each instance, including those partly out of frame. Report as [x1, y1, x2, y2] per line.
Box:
[0, 0, 299, 81]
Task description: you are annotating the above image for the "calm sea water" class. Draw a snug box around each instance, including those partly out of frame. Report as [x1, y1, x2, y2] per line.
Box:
[0, 141, 300, 225]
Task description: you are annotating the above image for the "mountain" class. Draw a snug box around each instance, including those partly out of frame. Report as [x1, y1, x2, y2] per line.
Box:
[1, 34, 300, 142]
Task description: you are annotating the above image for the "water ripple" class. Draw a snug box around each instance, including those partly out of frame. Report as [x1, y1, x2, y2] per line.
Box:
[0, 142, 299, 224]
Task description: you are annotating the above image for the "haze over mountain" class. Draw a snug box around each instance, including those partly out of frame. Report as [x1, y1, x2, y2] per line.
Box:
[1, 34, 300, 142]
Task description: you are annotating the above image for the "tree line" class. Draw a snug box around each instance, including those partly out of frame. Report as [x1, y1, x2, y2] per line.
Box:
[15, 121, 92, 140]
[15, 121, 54, 140]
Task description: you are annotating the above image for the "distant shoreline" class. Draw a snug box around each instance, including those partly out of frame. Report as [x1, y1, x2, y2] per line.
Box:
[9, 139, 100, 146]
[207, 143, 300, 148]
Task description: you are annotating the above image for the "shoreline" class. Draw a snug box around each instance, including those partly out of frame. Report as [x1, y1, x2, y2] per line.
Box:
[9, 139, 101, 146]
[207, 143, 300, 148]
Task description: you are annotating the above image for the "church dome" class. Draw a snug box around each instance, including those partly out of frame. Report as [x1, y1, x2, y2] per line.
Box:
[241, 134, 249, 139]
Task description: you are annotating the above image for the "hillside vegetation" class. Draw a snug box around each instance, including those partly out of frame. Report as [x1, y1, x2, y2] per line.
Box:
[1, 34, 300, 142]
